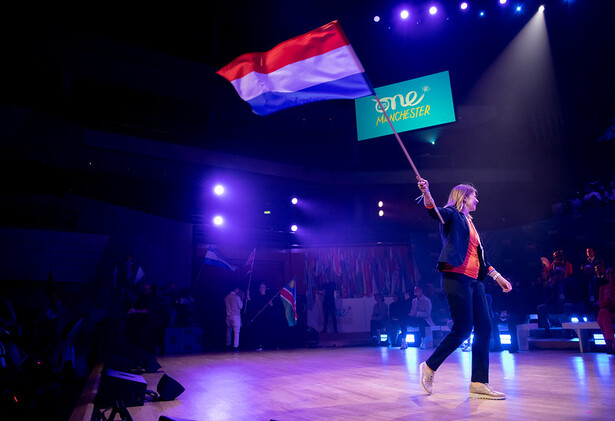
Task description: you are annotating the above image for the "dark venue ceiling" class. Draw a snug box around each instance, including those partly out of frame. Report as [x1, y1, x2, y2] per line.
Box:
[1, 1, 614, 242]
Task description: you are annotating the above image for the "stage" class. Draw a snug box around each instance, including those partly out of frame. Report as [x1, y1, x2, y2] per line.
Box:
[78, 345, 614, 421]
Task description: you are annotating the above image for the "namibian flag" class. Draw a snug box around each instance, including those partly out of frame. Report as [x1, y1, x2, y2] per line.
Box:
[203, 246, 237, 271]
[280, 278, 298, 327]
[216, 20, 373, 116]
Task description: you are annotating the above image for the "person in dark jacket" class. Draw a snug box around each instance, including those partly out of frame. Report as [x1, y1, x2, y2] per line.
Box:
[416, 177, 512, 400]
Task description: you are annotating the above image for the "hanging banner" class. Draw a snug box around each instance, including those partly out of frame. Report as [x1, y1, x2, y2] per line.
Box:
[355, 71, 456, 141]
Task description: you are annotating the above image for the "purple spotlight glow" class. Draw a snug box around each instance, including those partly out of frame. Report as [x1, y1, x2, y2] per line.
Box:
[429, 6, 437, 15]
[400, 10, 409, 19]
[290, 224, 298, 232]
[460, 2, 468, 10]
[291, 197, 298, 205]
[213, 215, 224, 226]
[213, 184, 224, 195]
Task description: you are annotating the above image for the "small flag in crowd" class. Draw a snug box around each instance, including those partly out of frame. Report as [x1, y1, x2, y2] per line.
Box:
[203, 246, 237, 271]
[216, 20, 373, 116]
[280, 278, 298, 327]
[245, 248, 256, 275]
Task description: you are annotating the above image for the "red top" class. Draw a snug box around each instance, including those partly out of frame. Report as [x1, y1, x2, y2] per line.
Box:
[441, 216, 480, 279]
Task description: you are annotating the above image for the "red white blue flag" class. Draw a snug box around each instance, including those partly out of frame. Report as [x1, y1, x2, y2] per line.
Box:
[216, 20, 373, 116]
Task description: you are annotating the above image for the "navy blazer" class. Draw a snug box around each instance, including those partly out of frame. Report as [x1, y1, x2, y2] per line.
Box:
[427, 205, 490, 280]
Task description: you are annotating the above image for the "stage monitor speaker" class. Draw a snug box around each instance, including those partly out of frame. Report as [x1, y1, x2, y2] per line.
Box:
[157, 374, 185, 401]
[97, 369, 147, 408]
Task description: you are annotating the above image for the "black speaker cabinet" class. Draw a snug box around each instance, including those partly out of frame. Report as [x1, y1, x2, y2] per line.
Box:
[97, 368, 147, 407]
[157, 374, 185, 401]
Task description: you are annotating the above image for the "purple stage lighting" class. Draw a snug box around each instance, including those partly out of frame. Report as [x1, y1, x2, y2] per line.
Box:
[213, 215, 224, 226]
[429, 6, 438, 15]
[460, 2, 468, 11]
[213, 184, 225, 195]
[290, 224, 298, 232]
[400, 10, 409, 19]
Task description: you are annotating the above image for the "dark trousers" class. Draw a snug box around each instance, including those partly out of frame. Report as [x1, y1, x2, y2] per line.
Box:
[322, 301, 337, 333]
[426, 273, 492, 383]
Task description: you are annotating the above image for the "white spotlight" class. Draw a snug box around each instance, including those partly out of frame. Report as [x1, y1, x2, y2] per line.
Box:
[291, 197, 298, 205]
[378, 201, 384, 208]
[429, 6, 438, 15]
[538, 4, 545, 12]
[378, 210, 384, 217]
[400, 10, 409, 19]
[213, 184, 225, 195]
[290, 224, 298, 232]
[213, 215, 224, 226]
[374, 16, 380, 23]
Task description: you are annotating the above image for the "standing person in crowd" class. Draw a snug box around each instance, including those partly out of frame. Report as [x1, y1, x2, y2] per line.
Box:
[597, 267, 615, 354]
[321, 279, 337, 333]
[416, 178, 512, 400]
[387, 292, 408, 348]
[225, 286, 243, 350]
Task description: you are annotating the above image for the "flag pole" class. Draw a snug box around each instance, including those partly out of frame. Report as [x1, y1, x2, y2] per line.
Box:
[245, 290, 281, 327]
[244, 249, 256, 315]
[372, 94, 445, 224]
[341, 30, 445, 225]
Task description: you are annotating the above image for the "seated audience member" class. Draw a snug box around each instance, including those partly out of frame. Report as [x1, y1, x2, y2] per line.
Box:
[406, 285, 434, 349]
[597, 267, 615, 354]
[370, 293, 388, 343]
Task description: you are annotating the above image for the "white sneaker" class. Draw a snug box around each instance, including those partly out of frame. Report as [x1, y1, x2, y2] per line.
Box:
[419, 362, 434, 395]
[469, 382, 506, 400]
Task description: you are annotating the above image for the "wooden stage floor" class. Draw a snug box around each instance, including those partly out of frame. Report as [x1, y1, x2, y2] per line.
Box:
[108, 346, 614, 421]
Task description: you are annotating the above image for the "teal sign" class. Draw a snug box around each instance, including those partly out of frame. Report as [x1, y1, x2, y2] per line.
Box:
[355, 71, 456, 141]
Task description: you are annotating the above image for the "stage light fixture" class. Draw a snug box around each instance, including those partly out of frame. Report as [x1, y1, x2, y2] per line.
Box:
[516, 5, 522, 12]
[374, 16, 380, 23]
[429, 6, 438, 15]
[593, 333, 605, 346]
[213, 216, 224, 226]
[405, 333, 416, 344]
[380, 334, 388, 342]
[479, 10, 485, 16]
[291, 197, 298, 205]
[400, 10, 409, 19]
[378, 210, 384, 217]
[378, 201, 384, 208]
[499, 0, 507, 5]
[460, 2, 468, 11]
[570, 317, 579, 323]
[290, 224, 298, 232]
[538, 4, 545, 12]
[213, 184, 225, 195]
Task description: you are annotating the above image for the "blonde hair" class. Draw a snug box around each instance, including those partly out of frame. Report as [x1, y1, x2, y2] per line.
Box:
[446, 183, 477, 213]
